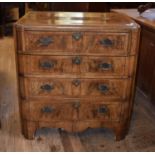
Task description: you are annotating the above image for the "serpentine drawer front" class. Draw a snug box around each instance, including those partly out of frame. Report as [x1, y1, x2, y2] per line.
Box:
[21, 99, 122, 122]
[19, 77, 131, 100]
[18, 55, 135, 77]
[14, 11, 140, 141]
[18, 31, 129, 56]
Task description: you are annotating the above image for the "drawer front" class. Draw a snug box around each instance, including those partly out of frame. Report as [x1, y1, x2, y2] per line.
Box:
[79, 101, 121, 121]
[21, 99, 122, 122]
[80, 79, 130, 100]
[22, 100, 74, 121]
[85, 33, 129, 55]
[18, 55, 127, 77]
[23, 31, 84, 53]
[20, 77, 131, 100]
[19, 31, 129, 56]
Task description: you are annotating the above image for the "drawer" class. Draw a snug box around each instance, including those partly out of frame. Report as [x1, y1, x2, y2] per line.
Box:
[85, 32, 129, 56]
[79, 101, 122, 121]
[23, 31, 84, 53]
[21, 99, 122, 122]
[18, 55, 130, 77]
[20, 77, 131, 101]
[19, 31, 129, 56]
[22, 99, 74, 122]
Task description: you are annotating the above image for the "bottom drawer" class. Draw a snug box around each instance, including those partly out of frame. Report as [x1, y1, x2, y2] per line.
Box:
[79, 101, 122, 121]
[22, 99, 74, 122]
[21, 99, 122, 122]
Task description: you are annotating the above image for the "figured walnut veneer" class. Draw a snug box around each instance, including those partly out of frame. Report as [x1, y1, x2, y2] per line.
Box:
[14, 11, 140, 141]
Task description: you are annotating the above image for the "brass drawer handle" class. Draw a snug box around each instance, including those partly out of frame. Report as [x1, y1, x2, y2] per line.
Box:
[98, 84, 109, 93]
[40, 84, 54, 92]
[72, 101, 80, 109]
[41, 106, 54, 113]
[98, 62, 112, 70]
[39, 60, 55, 69]
[99, 38, 113, 47]
[72, 79, 81, 87]
[72, 56, 81, 65]
[72, 32, 82, 41]
[98, 105, 109, 115]
[38, 37, 53, 46]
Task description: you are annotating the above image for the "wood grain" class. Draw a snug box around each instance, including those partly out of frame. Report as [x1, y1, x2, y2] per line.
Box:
[14, 12, 140, 141]
[19, 77, 131, 100]
[19, 31, 130, 56]
[1, 37, 155, 151]
[18, 55, 131, 77]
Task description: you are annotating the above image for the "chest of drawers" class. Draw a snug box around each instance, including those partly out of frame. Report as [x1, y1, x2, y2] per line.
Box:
[14, 11, 140, 141]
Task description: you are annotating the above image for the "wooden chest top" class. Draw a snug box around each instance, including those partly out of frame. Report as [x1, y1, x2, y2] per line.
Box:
[15, 11, 139, 30]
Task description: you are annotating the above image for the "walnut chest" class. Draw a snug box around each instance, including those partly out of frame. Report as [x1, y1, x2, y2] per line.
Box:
[14, 11, 140, 140]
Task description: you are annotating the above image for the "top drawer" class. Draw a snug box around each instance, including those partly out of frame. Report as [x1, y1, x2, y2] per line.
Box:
[17, 30, 130, 56]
